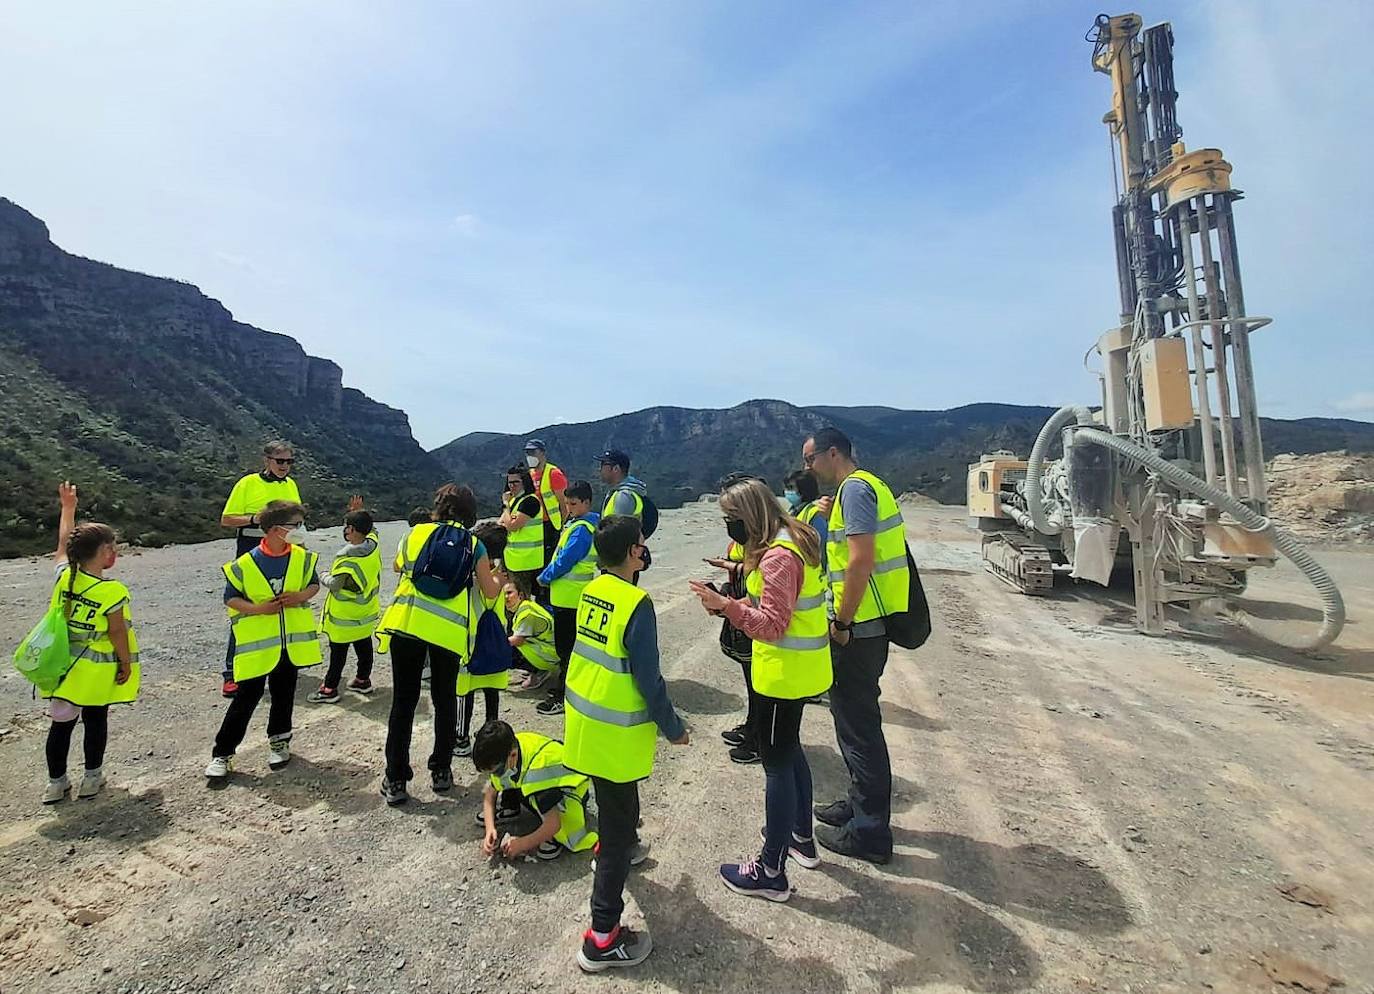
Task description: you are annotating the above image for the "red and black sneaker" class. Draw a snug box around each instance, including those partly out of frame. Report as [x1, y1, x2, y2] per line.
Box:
[221, 679, 238, 698]
[576, 925, 653, 973]
[348, 677, 374, 694]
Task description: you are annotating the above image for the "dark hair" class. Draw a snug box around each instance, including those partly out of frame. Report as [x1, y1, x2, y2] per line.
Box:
[434, 484, 478, 527]
[809, 426, 853, 460]
[718, 471, 767, 493]
[263, 439, 293, 457]
[785, 470, 820, 503]
[344, 510, 374, 535]
[259, 500, 305, 530]
[507, 572, 534, 598]
[505, 465, 536, 498]
[473, 719, 515, 772]
[407, 506, 431, 526]
[565, 480, 593, 503]
[65, 522, 117, 617]
[595, 515, 642, 568]
[473, 520, 508, 562]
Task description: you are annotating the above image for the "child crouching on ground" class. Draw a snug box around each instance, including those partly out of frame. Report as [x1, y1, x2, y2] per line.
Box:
[506, 574, 558, 691]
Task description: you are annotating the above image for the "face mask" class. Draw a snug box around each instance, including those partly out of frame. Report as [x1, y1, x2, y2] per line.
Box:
[784, 490, 802, 511]
[725, 519, 749, 545]
[525, 454, 540, 468]
[283, 525, 307, 546]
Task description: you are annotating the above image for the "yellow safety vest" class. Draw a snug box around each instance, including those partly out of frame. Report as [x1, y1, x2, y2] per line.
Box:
[797, 502, 823, 529]
[379, 522, 478, 658]
[548, 517, 598, 609]
[745, 535, 833, 699]
[223, 546, 322, 681]
[532, 462, 564, 531]
[504, 492, 546, 572]
[563, 573, 657, 783]
[601, 486, 644, 521]
[726, 541, 745, 563]
[512, 599, 559, 671]
[222, 473, 302, 518]
[489, 731, 598, 852]
[47, 567, 141, 706]
[827, 470, 909, 624]
[321, 531, 382, 644]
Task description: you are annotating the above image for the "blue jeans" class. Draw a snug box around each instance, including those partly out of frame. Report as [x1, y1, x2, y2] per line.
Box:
[756, 695, 813, 873]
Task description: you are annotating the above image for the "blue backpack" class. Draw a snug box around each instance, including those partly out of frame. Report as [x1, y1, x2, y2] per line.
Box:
[466, 607, 511, 676]
[411, 523, 476, 600]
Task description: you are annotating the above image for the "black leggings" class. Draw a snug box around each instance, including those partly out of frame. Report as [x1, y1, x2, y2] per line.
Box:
[46, 706, 109, 778]
[458, 688, 500, 740]
[384, 635, 459, 782]
[324, 638, 374, 690]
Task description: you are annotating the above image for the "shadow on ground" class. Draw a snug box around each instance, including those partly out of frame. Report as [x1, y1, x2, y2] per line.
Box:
[37, 787, 172, 845]
[667, 677, 744, 716]
[807, 744, 926, 812]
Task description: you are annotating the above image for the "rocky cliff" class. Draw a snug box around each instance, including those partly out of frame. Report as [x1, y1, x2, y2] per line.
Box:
[0, 198, 443, 555]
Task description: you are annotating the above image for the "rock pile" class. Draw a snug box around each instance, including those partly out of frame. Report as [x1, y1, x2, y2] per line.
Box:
[1266, 451, 1374, 543]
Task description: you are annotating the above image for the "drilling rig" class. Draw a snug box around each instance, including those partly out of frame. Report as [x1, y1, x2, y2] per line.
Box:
[967, 13, 1345, 650]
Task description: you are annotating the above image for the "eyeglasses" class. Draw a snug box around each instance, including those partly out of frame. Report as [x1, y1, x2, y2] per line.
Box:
[802, 452, 817, 467]
[271, 457, 295, 466]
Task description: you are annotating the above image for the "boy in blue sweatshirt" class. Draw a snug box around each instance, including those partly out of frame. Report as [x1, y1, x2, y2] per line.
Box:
[535, 480, 599, 717]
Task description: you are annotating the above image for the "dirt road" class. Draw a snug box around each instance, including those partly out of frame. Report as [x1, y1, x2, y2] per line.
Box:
[1, 500, 1371, 993]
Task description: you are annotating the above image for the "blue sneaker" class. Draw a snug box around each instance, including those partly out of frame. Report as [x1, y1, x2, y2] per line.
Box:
[719, 857, 790, 902]
[758, 826, 821, 869]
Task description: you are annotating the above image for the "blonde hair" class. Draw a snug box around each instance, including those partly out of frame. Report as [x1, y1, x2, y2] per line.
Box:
[718, 478, 820, 572]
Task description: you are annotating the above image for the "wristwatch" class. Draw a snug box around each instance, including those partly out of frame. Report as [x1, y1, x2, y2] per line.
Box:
[832, 619, 853, 632]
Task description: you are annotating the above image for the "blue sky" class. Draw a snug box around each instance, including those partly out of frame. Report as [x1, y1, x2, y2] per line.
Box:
[4, 1, 1371, 448]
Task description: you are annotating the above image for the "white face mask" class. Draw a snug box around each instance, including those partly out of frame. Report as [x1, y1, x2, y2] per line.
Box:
[283, 524, 308, 546]
[525, 454, 540, 468]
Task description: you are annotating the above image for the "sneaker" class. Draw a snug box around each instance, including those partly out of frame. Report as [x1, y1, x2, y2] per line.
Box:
[268, 738, 291, 769]
[759, 826, 821, 869]
[348, 677, 374, 694]
[814, 823, 891, 865]
[221, 679, 238, 698]
[517, 670, 551, 692]
[535, 695, 565, 717]
[431, 768, 454, 793]
[453, 736, 472, 758]
[728, 744, 761, 765]
[591, 840, 650, 871]
[381, 778, 408, 806]
[536, 840, 562, 861]
[720, 857, 791, 902]
[77, 769, 106, 799]
[474, 803, 522, 826]
[308, 686, 341, 704]
[205, 755, 233, 780]
[813, 799, 852, 827]
[576, 925, 653, 973]
[43, 775, 71, 805]
[721, 725, 749, 747]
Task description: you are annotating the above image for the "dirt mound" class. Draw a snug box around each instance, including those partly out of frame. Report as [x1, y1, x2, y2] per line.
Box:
[1267, 451, 1374, 543]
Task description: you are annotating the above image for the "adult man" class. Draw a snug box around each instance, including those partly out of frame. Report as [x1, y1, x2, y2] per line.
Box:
[597, 449, 648, 521]
[525, 439, 568, 566]
[218, 441, 303, 697]
[564, 515, 688, 972]
[801, 426, 909, 864]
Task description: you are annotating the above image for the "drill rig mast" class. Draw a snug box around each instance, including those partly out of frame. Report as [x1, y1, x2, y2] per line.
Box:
[967, 13, 1345, 650]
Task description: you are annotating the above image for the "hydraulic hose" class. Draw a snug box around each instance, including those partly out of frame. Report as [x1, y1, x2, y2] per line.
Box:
[1074, 427, 1345, 652]
[1025, 405, 1096, 535]
[1000, 502, 1035, 531]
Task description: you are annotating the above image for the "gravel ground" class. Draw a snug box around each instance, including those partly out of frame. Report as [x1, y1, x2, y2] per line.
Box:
[0, 499, 1371, 993]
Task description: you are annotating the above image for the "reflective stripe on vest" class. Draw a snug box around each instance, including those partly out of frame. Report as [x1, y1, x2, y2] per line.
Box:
[505, 493, 546, 571]
[379, 522, 476, 657]
[489, 732, 598, 852]
[745, 535, 833, 699]
[513, 600, 559, 670]
[562, 574, 657, 782]
[601, 486, 644, 520]
[322, 531, 382, 643]
[534, 462, 564, 531]
[49, 568, 142, 706]
[826, 470, 910, 624]
[223, 546, 322, 681]
[549, 518, 598, 609]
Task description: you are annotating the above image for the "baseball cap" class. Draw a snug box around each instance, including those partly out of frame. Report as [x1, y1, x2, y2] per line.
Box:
[524, 438, 546, 452]
[597, 449, 630, 472]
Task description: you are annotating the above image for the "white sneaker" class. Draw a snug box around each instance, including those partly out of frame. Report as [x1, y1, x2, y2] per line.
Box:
[592, 840, 651, 871]
[77, 769, 106, 799]
[205, 755, 233, 779]
[43, 775, 71, 804]
[268, 738, 291, 768]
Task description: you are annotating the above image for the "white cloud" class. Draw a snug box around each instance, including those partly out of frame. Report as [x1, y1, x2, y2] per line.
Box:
[1335, 393, 1374, 415]
[452, 213, 479, 237]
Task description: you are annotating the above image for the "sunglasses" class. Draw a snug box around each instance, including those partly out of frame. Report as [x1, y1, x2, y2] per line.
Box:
[271, 457, 295, 466]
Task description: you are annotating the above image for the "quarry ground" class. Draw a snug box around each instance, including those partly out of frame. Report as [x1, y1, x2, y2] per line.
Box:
[0, 499, 1371, 994]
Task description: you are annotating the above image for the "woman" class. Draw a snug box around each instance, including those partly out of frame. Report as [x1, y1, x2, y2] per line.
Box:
[499, 464, 546, 589]
[378, 484, 501, 805]
[689, 477, 831, 901]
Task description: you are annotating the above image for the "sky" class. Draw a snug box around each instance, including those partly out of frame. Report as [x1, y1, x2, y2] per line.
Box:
[3, 1, 1371, 449]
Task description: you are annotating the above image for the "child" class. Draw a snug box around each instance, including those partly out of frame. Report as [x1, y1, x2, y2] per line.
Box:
[453, 521, 510, 759]
[206, 500, 322, 779]
[310, 509, 381, 702]
[472, 719, 597, 861]
[42, 482, 140, 803]
[534, 480, 599, 716]
[506, 575, 558, 691]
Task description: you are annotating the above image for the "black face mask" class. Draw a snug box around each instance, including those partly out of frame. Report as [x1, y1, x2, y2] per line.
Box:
[725, 518, 749, 545]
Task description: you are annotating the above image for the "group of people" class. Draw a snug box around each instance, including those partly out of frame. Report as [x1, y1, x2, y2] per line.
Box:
[31, 425, 913, 974]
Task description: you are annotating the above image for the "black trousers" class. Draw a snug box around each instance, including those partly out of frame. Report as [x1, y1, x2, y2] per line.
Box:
[739, 659, 760, 749]
[829, 635, 893, 852]
[46, 705, 109, 778]
[457, 688, 500, 740]
[546, 605, 577, 699]
[323, 637, 375, 690]
[589, 777, 640, 933]
[384, 634, 459, 782]
[214, 653, 299, 758]
[756, 695, 813, 872]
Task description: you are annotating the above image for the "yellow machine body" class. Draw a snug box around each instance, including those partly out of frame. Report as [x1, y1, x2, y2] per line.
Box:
[967, 455, 1027, 519]
[1139, 337, 1194, 432]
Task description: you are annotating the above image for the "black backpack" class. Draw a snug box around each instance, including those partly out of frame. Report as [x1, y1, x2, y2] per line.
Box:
[872, 543, 932, 650]
[411, 523, 477, 600]
[640, 497, 660, 540]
